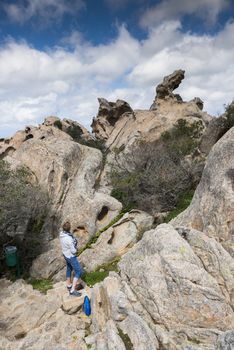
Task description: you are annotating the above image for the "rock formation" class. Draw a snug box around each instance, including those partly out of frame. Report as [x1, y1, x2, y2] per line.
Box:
[79, 210, 153, 273]
[172, 126, 234, 256]
[91, 98, 133, 140]
[91, 71, 212, 154]
[150, 69, 185, 109]
[89, 224, 234, 349]
[0, 116, 92, 160]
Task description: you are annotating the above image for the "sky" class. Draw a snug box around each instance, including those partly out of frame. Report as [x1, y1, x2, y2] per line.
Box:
[0, 0, 234, 137]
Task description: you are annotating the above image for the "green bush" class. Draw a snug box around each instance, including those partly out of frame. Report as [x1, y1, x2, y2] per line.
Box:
[165, 190, 194, 222]
[66, 124, 83, 141]
[83, 257, 120, 286]
[53, 120, 63, 130]
[0, 160, 49, 274]
[110, 120, 201, 214]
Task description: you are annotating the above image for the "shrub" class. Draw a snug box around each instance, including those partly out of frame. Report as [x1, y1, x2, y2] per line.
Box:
[0, 160, 49, 274]
[110, 120, 201, 214]
[53, 120, 63, 130]
[66, 124, 83, 141]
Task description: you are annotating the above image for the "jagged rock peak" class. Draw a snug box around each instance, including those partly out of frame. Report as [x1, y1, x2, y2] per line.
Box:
[91, 98, 133, 140]
[150, 69, 185, 109]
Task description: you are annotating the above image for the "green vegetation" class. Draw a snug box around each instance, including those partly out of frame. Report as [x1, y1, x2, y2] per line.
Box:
[28, 278, 53, 294]
[83, 270, 109, 286]
[117, 328, 133, 350]
[79, 138, 106, 152]
[83, 257, 120, 287]
[53, 120, 62, 130]
[165, 190, 194, 222]
[66, 124, 83, 141]
[110, 119, 202, 214]
[0, 160, 49, 275]
[78, 211, 126, 255]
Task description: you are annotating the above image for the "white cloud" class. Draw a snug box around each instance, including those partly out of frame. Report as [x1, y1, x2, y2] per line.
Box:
[3, 0, 85, 24]
[140, 0, 231, 27]
[0, 22, 234, 137]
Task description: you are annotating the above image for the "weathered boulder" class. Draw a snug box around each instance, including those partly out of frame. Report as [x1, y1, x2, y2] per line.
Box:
[89, 224, 234, 349]
[79, 210, 154, 272]
[0, 279, 90, 350]
[91, 98, 133, 140]
[172, 126, 234, 256]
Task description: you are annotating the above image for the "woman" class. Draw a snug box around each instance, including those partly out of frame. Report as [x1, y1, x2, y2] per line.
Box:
[60, 221, 84, 297]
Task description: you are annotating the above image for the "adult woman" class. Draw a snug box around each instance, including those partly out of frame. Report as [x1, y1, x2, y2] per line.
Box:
[60, 221, 84, 297]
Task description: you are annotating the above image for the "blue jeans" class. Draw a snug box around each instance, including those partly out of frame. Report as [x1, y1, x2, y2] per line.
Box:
[64, 256, 82, 279]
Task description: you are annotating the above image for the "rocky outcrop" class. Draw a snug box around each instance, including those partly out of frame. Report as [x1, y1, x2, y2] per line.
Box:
[172, 126, 234, 256]
[43, 116, 92, 141]
[150, 69, 185, 109]
[79, 210, 154, 272]
[0, 117, 92, 160]
[91, 98, 133, 140]
[5, 135, 121, 240]
[89, 224, 234, 349]
[91, 71, 212, 155]
[0, 279, 91, 349]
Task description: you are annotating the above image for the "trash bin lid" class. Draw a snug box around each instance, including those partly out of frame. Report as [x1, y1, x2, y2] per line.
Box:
[5, 246, 17, 253]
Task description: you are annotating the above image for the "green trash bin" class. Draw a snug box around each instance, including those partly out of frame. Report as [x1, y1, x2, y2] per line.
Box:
[5, 246, 18, 267]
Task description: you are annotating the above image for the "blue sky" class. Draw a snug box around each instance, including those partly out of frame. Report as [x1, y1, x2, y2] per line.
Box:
[0, 0, 234, 137]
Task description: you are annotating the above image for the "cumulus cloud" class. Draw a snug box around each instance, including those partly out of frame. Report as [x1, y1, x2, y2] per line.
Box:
[140, 0, 231, 27]
[0, 21, 234, 136]
[3, 0, 85, 24]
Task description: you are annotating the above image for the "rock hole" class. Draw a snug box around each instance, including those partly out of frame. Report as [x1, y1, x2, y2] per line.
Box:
[15, 332, 27, 339]
[107, 231, 115, 245]
[97, 206, 109, 221]
[0, 146, 16, 160]
[24, 134, 34, 141]
[40, 136, 45, 140]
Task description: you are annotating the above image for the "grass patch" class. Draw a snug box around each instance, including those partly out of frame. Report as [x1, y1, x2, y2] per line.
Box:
[117, 328, 133, 350]
[28, 278, 53, 294]
[83, 257, 121, 287]
[78, 211, 126, 255]
[165, 190, 194, 222]
[83, 270, 109, 287]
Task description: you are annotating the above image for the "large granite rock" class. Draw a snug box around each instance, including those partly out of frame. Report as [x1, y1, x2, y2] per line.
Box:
[3, 128, 121, 279]
[6, 135, 121, 239]
[172, 126, 234, 256]
[79, 210, 154, 272]
[89, 224, 234, 349]
[0, 279, 90, 350]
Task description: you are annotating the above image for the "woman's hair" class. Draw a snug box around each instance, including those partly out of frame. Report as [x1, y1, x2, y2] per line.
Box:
[62, 221, 71, 232]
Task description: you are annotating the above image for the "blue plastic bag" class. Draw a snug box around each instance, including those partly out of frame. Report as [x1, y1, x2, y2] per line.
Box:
[83, 296, 91, 316]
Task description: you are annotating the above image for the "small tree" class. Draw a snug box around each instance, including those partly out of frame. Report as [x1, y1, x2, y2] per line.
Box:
[0, 160, 49, 274]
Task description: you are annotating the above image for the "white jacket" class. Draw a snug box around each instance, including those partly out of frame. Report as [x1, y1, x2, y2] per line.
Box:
[60, 231, 77, 258]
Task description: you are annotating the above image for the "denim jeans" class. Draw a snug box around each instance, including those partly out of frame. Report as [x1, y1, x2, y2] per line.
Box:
[64, 255, 82, 279]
